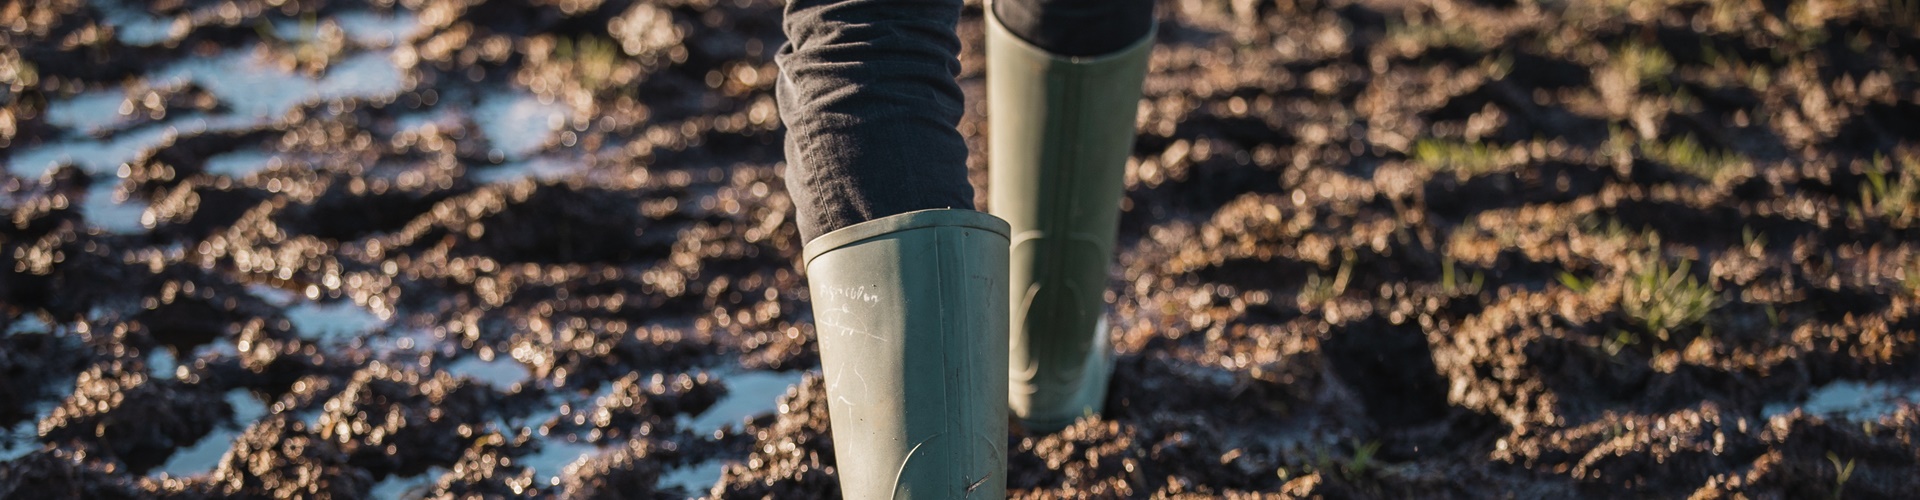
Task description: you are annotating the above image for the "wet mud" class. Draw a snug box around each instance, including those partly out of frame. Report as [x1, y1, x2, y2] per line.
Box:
[4, 0, 1920, 498]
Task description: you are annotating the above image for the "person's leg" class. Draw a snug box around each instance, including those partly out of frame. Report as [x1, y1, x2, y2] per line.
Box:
[778, 1, 1009, 496]
[778, 0, 976, 244]
[993, 0, 1155, 57]
[987, 0, 1155, 432]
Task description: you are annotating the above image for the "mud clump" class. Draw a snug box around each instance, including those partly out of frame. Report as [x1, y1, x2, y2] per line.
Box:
[555, 437, 665, 499]
[35, 360, 232, 474]
[564, 371, 726, 442]
[712, 374, 839, 499]
[0, 447, 146, 500]
[419, 432, 538, 499]
[314, 363, 504, 479]
[0, 323, 88, 426]
[173, 416, 373, 499]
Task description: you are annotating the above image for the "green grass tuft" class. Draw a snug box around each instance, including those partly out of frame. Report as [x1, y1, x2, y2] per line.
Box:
[1827, 451, 1856, 500]
[1640, 134, 1744, 182]
[1298, 251, 1355, 309]
[556, 36, 622, 93]
[1621, 257, 1717, 340]
[1615, 42, 1674, 90]
[1858, 155, 1920, 225]
[1443, 258, 1485, 295]
[1414, 139, 1507, 179]
[1344, 440, 1382, 478]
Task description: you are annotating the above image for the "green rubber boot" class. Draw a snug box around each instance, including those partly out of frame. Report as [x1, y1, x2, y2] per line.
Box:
[986, 6, 1153, 433]
[804, 209, 1011, 499]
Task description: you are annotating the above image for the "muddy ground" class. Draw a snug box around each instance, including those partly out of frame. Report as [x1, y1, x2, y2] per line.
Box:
[2, 0, 1919, 497]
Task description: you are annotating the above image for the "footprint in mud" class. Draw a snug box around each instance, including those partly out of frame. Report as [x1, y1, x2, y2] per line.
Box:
[361, 366, 805, 497]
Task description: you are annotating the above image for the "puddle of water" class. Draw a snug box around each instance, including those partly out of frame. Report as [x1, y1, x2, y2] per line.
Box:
[202, 150, 282, 179]
[370, 466, 443, 499]
[393, 107, 459, 134]
[284, 299, 388, 343]
[517, 437, 605, 488]
[1, 376, 80, 460]
[99, 2, 181, 46]
[474, 156, 578, 184]
[472, 91, 566, 161]
[152, 389, 268, 477]
[681, 369, 808, 436]
[7, 120, 192, 177]
[4, 313, 50, 336]
[149, 347, 179, 380]
[657, 459, 729, 499]
[0, 419, 40, 461]
[77, 183, 152, 234]
[445, 355, 532, 390]
[363, 326, 438, 359]
[1764, 380, 1920, 421]
[44, 91, 131, 135]
[191, 338, 241, 360]
[149, 48, 406, 122]
[269, 17, 325, 45]
[13, 39, 407, 179]
[247, 284, 298, 306]
[333, 11, 425, 48]
[615, 368, 806, 497]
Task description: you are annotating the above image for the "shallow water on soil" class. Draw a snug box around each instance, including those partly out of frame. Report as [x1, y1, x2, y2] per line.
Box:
[311, 365, 801, 495]
[44, 91, 134, 135]
[515, 437, 607, 488]
[331, 11, 425, 48]
[8, 121, 191, 177]
[10, 47, 407, 179]
[78, 183, 151, 234]
[201, 150, 283, 179]
[151, 390, 269, 478]
[98, 1, 178, 46]
[444, 355, 533, 390]
[0, 421, 36, 462]
[473, 155, 580, 185]
[12, 0, 1920, 496]
[2, 314, 49, 336]
[149, 49, 408, 121]
[471, 91, 568, 162]
[283, 299, 390, 344]
[681, 369, 809, 437]
[656, 458, 730, 498]
[368, 466, 445, 499]
[1763, 380, 1920, 421]
[0, 379, 81, 462]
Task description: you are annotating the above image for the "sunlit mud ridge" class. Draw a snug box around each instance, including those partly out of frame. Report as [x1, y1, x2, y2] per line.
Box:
[3, 0, 1920, 497]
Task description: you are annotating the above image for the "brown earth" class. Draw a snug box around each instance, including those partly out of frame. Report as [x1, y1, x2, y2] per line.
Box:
[3, 0, 1920, 498]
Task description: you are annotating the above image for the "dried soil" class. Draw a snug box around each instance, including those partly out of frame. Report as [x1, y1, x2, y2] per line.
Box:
[3, 0, 1919, 498]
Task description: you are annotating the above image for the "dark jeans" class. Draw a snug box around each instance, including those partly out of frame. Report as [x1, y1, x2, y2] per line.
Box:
[778, 0, 1154, 243]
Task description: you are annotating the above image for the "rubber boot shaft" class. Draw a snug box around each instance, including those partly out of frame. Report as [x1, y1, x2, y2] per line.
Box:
[986, 6, 1153, 433]
[804, 209, 1011, 499]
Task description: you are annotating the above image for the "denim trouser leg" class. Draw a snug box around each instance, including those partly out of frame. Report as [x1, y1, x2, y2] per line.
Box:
[777, 0, 974, 244]
[777, 0, 1155, 244]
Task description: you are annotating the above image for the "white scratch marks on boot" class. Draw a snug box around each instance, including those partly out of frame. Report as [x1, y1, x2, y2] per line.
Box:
[965, 471, 993, 496]
[819, 305, 885, 342]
